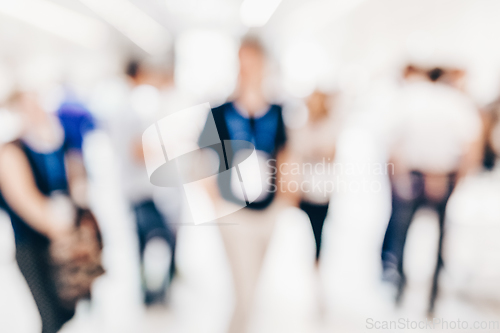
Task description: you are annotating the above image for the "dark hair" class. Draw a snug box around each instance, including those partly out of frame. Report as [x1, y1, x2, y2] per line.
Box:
[126, 60, 140, 78]
[428, 68, 444, 82]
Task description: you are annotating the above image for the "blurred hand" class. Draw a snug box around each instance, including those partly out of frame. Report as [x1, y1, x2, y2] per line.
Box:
[46, 194, 76, 241]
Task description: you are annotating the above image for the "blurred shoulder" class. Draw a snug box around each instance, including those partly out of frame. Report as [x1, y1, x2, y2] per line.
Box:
[0, 140, 26, 168]
[211, 102, 232, 115]
[400, 81, 477, 112]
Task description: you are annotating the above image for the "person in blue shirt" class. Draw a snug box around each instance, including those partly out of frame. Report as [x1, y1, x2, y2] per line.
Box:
[56, 97, 95, 152]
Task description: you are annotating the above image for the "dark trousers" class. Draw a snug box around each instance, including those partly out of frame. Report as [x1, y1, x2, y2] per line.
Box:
[134, 200, 176, 304]
[299, 201, 330, 261]
[381, 171, 456, 314]
[15, 240, 75, 333]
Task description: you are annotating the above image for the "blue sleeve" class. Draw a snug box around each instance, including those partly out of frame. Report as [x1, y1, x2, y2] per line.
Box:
[57, 102, 96, 152]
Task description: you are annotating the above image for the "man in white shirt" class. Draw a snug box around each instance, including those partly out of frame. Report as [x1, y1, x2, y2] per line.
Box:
[381, 65, 483, 314]
[107, 58, 180, 305]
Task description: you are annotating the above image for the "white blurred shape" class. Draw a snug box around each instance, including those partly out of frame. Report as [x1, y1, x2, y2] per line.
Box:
[143, 237, 172, 291]
[142, 125, 167, 180]
[282, 40, 330, 98]
[254, 207, 317, 333]
[175, 30, 237, 100]
[282, 0, 366, 37]
[47, 193, 76, 231]
[406, 30, 436, 62]
[230, 150, 265, 203]
[240, 0, 282, 27]
[0, 64, 13, 103]
[467, 61, 500, 107]
[88, 78, 129, 119]
[282, 100, 309, 130]
[130, 85, 160, 122]
[0, 0, 108, 48]
[82, 130, 118, 180]
[17, 53, 63, 91]
[165, 0, 199, 14]
[183, 174, 245, 225]
[403, 209, 440, 283]
[67, 53, 120, 94]
[339, 64, 370, 95]
[38, 84, 64, 113]
[156, 103, 212, 161]
[165, 0, 236, 22]
[79, 0, 172, 55]
[0, 211, 15, 264]
[0, 109, 22, 144]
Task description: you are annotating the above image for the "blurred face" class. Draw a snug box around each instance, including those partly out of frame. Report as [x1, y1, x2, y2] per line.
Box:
[307, 91, 329, 122]
[136, 68, 171, 89]
[11, 92, 46, 127]
[439, 69, 465, 90]
[9, 92, 64, 149]
[403, 65, 465, 90]
[403, 65, 428, 82]
[238, 44, 265, 87]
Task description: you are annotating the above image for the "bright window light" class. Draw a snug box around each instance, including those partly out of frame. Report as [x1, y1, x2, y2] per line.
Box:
[240, 0, 282, 27]
[175, 30, 238, 101]
[281, 40, 330, 97]
[79, 0, 172, 55]
[0, 0, 108, 48]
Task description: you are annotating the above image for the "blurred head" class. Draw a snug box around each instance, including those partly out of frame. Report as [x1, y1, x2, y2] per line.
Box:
[125, 56, 173, 88]
[235, 37, 269, 116]
[306, 90, 330, 122]
[6, 90, 64, 149]
[7, 91, 46, 125]
[403, 64, 465, 89]
[238, 37, 265, 89]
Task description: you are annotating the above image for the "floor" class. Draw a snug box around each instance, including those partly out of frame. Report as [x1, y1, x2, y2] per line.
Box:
[2, 128, 500, 333]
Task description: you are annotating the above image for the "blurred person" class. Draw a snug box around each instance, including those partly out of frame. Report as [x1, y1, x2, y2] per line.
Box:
[106, 58, 177, 306]
[198, 37, 288, 333]
[0, 107, 24, 212]
[381, 65, 483, 314]
[403, 65, 467, 90]
[287, 90, 338, 263]
[56, 92, 96, 207]
[479, 97, 500, 170]
[0, 91, 102, 333]
[56, 93, 95, 153]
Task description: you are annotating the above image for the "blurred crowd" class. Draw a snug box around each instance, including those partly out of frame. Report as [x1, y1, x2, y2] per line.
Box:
[3, 1, 500, 333]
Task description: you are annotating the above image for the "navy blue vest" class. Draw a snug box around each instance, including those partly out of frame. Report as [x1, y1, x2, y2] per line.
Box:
[4, 141, 69, 244]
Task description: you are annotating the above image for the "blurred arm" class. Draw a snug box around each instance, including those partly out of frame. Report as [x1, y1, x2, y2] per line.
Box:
[131, 136, 146, 164]
[457, 130, 484, 181]
[0, 144, 72, 239]
[274, 147, 301, 206]
[198, 149, 224, 209]
[65, 150, 89, 208]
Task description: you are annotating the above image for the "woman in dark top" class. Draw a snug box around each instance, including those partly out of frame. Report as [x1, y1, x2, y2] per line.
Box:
[199, 38, 289, 333]
[0, 92, 78, 333]
[200, 101, 287, 209]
